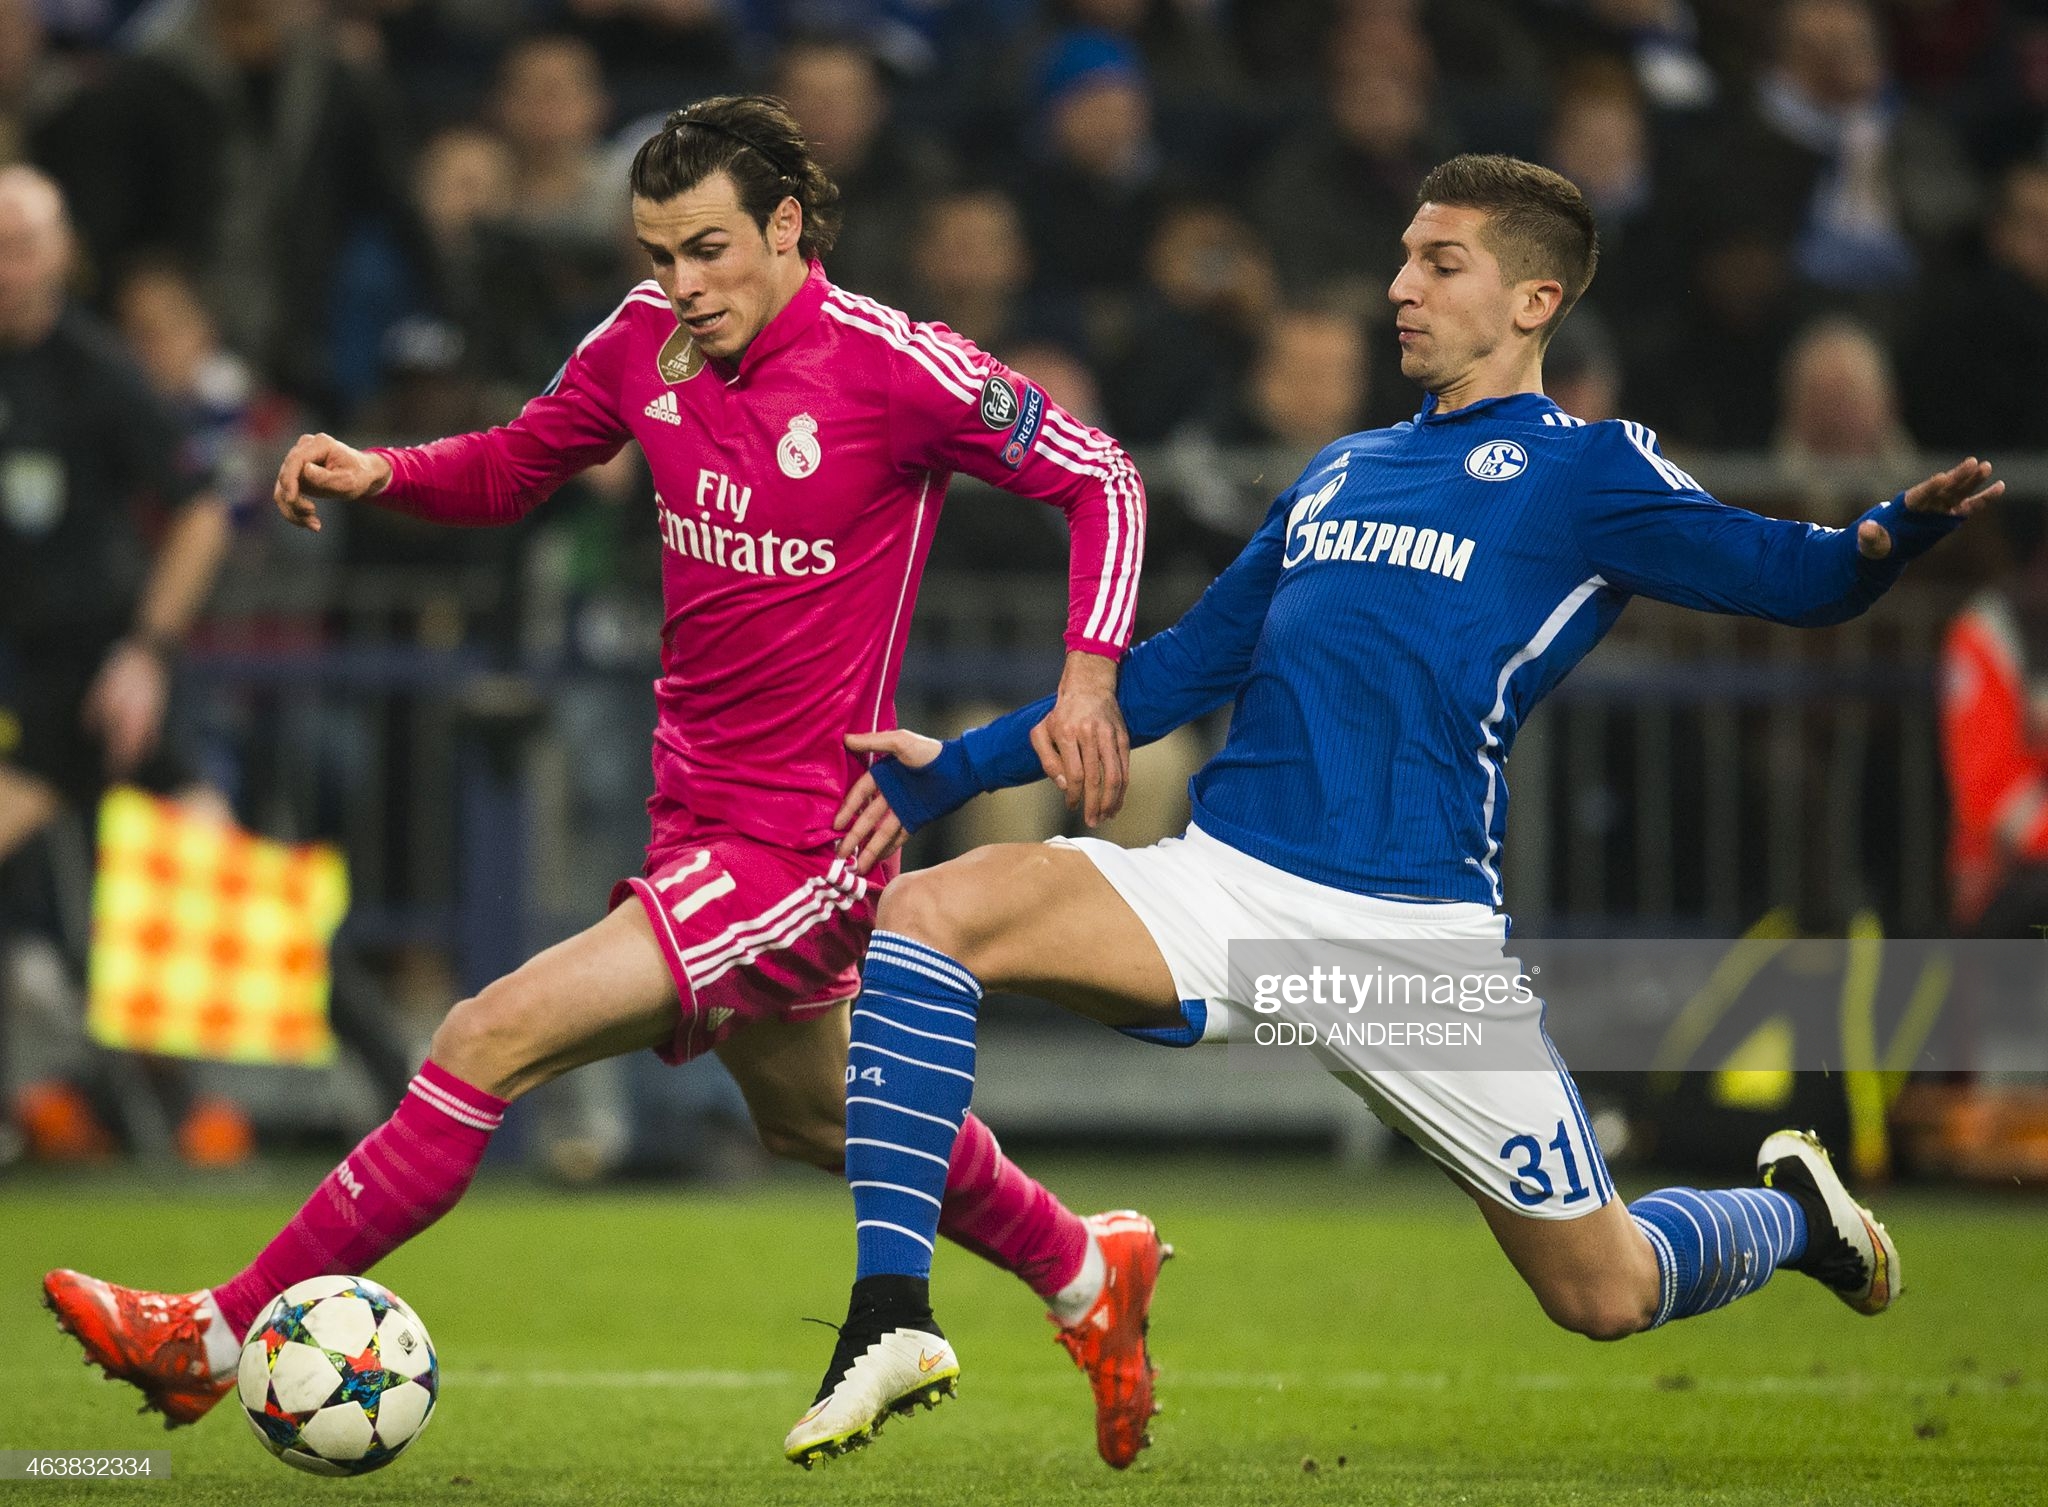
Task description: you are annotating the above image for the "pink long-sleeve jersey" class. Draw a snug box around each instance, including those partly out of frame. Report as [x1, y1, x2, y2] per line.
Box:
[369, 263, 1145, 851]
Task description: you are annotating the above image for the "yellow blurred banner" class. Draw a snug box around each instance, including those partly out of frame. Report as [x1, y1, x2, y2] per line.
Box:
[87, 788, 349, 1066]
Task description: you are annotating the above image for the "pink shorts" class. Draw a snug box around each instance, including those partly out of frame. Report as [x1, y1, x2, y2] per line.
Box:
[609, 830, 883, 1065]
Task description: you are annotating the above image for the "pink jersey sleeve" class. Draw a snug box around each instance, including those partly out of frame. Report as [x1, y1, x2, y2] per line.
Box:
[883, 321, 1144, 660]
[366, 292, 640, 526]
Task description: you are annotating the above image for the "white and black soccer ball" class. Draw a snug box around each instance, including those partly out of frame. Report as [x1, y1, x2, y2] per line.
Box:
[237, 1275, 438, 1476]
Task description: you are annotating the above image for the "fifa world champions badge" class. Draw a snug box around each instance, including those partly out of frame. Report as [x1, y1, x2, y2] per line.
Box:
[656, 327, 705, 384]
[779, 414, 822, 479]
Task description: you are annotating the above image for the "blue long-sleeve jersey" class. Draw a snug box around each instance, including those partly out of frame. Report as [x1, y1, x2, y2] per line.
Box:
[881, 392, 1961, 906]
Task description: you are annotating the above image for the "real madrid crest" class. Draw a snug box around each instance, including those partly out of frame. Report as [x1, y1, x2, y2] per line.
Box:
[655, 326, 706, 384]
[778, 414, 822, 479]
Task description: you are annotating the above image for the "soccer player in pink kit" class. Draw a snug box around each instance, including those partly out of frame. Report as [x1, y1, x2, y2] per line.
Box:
[43, 95, 1168, 1470]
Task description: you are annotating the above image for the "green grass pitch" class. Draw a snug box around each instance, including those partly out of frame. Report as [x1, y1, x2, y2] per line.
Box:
[4, 1156, 2045, 1505]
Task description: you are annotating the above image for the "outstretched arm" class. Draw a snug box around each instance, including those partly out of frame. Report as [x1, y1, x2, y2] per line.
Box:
[1574, 427, 1999, 626]
[275, 293, 640, 532]
[1851, 457, 2002, 563]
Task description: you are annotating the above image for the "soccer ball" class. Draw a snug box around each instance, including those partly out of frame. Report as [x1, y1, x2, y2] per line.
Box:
[237, 1275, 438, 1476]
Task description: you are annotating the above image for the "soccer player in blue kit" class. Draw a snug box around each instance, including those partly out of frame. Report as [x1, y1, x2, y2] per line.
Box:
[782, 155, 2003, 1465]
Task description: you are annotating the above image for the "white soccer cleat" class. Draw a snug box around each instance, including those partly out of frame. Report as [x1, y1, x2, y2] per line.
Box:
[1757, 1128, 1901, 1315]
[784, 1325, 958, 1467]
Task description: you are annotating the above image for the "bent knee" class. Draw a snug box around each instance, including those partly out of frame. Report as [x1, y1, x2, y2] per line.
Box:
[428, 985, 536, 1100]
[755, 1116, 845, 1172]
[873, 847, 1050, 978]
[874, 867, 969, 958]
[1540, 1286, 1655, 1342]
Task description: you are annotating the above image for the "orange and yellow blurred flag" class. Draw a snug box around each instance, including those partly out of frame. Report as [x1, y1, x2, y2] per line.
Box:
[87, 788, 349, 1066]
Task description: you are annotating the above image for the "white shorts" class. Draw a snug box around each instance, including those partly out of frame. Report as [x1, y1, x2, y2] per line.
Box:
[1056, 824, 1615, 1220]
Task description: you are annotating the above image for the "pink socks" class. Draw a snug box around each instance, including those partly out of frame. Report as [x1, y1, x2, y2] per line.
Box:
[211, 1068, 1082, 1336]
[211, 1062, 507, 1335]
[939, 1113, 1090, 1301]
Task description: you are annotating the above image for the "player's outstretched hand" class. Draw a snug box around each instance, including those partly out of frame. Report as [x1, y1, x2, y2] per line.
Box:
[837, 728, 944, 874]
[1032, 651, 1130, 828]
[1858, 456, 2004, 559]
[273, 432, 393, 532]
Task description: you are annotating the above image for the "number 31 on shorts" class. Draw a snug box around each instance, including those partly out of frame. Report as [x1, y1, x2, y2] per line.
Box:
[845, 1065, 886, 1087]
[1498, 1120, 1594, 1207]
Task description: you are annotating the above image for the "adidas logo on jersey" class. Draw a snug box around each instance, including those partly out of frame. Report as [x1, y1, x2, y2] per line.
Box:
[644, 390, 682, 426]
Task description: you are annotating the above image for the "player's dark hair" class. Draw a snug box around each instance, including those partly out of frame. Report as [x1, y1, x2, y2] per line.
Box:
[629, 95, 842, 261]
[1415, 154, 1599, 349]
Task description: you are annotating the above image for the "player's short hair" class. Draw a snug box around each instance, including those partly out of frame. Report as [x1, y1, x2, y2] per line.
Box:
[629, 94, 842, 261]
[1415, 154, 1599, 348]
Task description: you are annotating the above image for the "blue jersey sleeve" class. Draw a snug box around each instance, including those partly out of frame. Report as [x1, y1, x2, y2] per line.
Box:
[872, 481, 1299, 830]
[1570, 422, 1960, 628]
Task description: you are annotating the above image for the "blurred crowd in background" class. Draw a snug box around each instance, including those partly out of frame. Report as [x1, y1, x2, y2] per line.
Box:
[7, 0, 2048, 1177]
[9, 0, 2048, 542]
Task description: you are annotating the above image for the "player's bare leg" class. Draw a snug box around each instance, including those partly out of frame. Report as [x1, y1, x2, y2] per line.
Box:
[427, 898, 680, 1099]
[1473, 1195, 1661, 1340]
[45, 902, 678, 1426]
[789, 844, 1179, 1467]
[714, 1000, 855, 1170]
[883, 842, 1184, 1023]
[1469, 1128, 1898, 1339]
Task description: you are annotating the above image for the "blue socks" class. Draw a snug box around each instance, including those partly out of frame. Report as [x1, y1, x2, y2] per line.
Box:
[846, 932, 982, 1281]
[845, 930, 1816, 1336]
[1630, 1187, 1808, 1327]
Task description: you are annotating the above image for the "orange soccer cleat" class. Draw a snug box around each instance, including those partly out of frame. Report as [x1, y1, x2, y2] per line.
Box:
[1054, 1210, 1172, 1469]
[42, 1270, 235, 1427]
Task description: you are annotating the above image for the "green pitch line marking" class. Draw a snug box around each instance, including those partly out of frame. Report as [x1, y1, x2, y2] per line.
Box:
[459, 1368, 2048, 1398]
[465, 1369, 797, 1389]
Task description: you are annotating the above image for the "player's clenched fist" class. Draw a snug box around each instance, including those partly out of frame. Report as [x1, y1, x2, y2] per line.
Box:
[273, 432, 393, 532]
